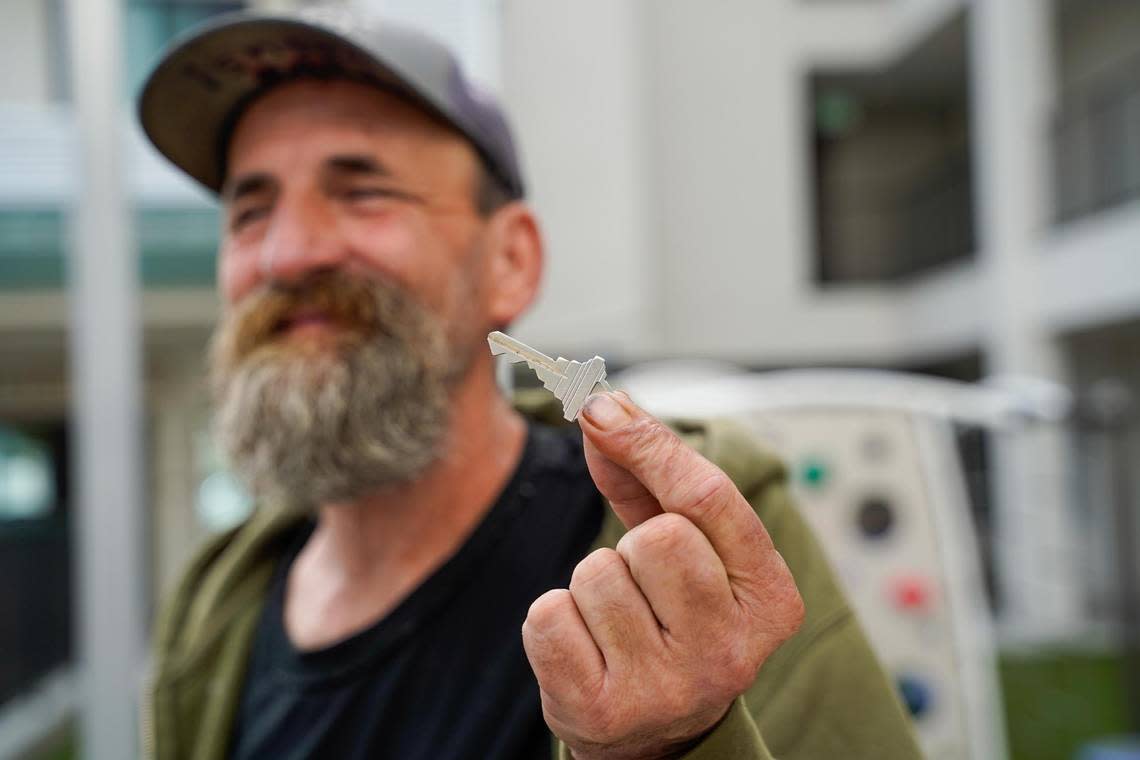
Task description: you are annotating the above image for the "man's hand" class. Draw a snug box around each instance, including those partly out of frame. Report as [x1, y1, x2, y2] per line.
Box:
[522, 391, 805, 760]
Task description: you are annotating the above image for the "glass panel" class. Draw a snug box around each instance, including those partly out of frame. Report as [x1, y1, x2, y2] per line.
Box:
[125, 1, 245, 97]
[0, 208, 220, 289]
[125, 3, 172, 97]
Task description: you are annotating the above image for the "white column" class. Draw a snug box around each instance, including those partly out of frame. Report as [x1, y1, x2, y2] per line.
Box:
[969, 0, 1082, 641]
[647, 0, 798, 360]
[64, 0, 147, 757]
[497, 0, 656, 358]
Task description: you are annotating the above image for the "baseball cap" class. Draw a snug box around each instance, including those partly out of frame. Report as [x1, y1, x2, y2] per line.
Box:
[137, 6, 524, 199]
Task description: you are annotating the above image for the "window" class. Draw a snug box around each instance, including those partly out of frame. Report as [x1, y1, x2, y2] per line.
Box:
[126, 0, 245, 95]
[809, 12, 976, 284]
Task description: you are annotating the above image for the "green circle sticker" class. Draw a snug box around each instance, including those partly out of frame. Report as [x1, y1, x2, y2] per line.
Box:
[800, 457, 830, 490]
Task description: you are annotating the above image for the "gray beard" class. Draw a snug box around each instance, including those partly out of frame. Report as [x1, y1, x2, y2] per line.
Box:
[208, 276, 470, 509]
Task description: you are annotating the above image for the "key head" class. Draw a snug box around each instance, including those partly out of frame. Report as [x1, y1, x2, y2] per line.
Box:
[558, 356, 610, 421]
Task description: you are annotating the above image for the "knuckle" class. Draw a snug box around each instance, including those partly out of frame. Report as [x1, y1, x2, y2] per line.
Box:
[624, 417, 682, 465]
[631, 415, 672, 444]
[569, 548, 627, 591]
[687, 553, 730, 593]
[678, 469, 736, 519]
[619, 512, 698, 561]
[524, 588, 574, 637]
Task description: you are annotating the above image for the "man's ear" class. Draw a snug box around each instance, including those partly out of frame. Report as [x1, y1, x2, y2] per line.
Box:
[482, 202, 544, 327]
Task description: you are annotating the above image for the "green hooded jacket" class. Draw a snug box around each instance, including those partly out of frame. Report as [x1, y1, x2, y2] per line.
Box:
[143, 394, 923, 759]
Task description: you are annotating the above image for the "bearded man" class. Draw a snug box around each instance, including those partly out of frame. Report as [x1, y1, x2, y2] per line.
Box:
[138, 8, 922, 760]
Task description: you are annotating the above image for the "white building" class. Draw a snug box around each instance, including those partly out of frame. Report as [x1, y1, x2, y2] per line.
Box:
[0, 0, 1137, 755]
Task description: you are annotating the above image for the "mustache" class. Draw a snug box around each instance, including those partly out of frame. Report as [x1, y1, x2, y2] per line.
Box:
[219, 271, 394, 364]
[207, 269, 458, 503]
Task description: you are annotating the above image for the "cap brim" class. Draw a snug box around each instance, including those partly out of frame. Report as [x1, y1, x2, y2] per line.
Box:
[137, 14, 450, 195]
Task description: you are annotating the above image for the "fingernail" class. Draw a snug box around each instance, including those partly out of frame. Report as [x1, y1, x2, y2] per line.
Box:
[582, 392, 632, 429]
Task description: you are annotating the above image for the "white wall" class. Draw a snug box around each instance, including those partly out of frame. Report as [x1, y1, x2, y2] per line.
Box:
[500, 0, 655, 359]
[647, 0, 812, 360]
[0, 0, 57, 104]
[1043, 199, 1140, 333]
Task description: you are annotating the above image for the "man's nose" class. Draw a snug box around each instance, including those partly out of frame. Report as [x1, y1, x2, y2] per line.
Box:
[258, 199, 348, 283]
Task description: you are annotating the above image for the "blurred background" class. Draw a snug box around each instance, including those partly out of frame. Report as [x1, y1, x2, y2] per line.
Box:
[0, 0, 1137, 758]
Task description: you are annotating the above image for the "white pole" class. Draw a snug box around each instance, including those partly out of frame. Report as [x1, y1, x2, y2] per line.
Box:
[63, 0, 147, 756]
[968, 0, 1081, 642]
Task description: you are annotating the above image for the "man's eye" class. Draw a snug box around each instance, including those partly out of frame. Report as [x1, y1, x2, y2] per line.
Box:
[344, 187, 412, 203]
[345, 187, 389, 200]
[231, 207, 269, 230]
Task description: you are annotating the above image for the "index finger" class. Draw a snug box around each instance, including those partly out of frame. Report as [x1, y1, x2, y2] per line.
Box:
[578, 392, 776, 582]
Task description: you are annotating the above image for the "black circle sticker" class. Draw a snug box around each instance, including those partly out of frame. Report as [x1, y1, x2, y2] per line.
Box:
[858, 496, 894, 539]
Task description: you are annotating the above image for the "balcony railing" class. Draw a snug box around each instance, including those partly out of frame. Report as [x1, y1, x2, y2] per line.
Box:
[0, 105, 219, 290]
[818, 148, 976, 283]
[0, 207, 220, 290]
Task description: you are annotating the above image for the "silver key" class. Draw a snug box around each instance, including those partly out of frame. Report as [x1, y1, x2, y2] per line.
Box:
[487, 331, 612, 421]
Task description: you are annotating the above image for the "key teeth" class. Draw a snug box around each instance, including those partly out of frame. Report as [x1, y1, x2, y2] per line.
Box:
[536, 366, 562, 388]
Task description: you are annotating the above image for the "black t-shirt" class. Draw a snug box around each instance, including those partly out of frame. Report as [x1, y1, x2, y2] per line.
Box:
[228, 423, 604, 760]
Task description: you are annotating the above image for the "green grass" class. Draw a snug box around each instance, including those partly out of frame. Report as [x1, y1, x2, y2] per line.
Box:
[1000, 648, 1134, 760]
